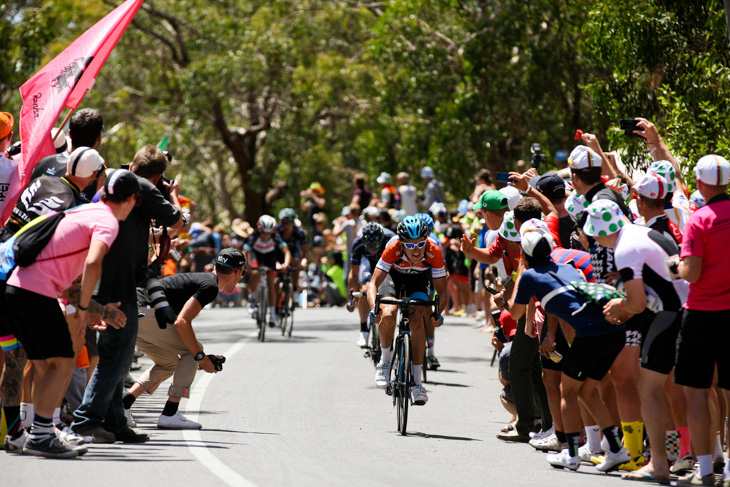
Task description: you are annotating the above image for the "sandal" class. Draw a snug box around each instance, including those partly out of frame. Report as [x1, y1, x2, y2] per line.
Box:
[500, 424, 514, 433]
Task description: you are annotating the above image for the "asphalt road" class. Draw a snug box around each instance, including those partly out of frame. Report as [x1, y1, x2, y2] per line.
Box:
[7, 305, 637, 486]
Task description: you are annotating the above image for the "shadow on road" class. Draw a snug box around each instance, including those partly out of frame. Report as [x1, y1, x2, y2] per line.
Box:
[424, 380, 471, 388]
[406, 431, 482, 442]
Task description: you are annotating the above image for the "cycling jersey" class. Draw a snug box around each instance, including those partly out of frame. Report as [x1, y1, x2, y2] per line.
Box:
[244, 230, 287, 255]
[350, 228, 395, 270]
[276, 224, 307, 258]
[644, 214, 682, 246]
[376, 239, 446, 279]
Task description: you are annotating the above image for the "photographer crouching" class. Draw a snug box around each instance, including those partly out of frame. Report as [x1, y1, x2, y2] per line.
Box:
[121, 248, 244, 429]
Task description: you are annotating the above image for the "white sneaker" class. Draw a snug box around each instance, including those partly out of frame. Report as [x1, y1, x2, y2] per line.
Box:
[596, 447, 632, 472]
[530, 433, 563, 452]
[124, 408, 137, 428]
[578, 443, 603, 462]
[529, 425, 555, 440]
[357, 332, 368, 348]
[4, 430, 28, 453]
[411, 385, 428, 405]
[547, 448, 580, 471]
[247, 300, 256, 314]
[157, 411, 202, 430]
[671, 454, 695, 474]
[475, 310, 486, 319]
[56, 426, 88, 446]
[375, 362, 389, 388]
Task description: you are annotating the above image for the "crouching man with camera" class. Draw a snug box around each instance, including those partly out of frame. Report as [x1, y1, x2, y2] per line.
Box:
[122, 248, 245, 429]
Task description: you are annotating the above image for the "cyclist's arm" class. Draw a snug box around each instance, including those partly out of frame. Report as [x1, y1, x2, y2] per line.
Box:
[367, 267, 388, 309]
[433, 276, 448, 317]
[279, 242, 292, 268]
[348, 265, 360, 292]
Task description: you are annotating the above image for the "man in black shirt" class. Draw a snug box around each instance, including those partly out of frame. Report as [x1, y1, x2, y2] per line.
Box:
[72, 146, 182, 443]
[121, 248, 245, 429]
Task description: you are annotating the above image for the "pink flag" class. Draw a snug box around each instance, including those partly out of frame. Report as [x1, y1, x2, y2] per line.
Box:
[2, 0, 144, 224]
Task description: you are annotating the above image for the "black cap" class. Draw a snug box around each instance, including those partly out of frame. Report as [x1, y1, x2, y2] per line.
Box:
[104, 169, 140, 199]
[534, 173, 566, 199]
[214, 248, 246, 268]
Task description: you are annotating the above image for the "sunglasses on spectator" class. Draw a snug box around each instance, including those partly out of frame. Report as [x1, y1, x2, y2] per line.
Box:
[402, 240, 427, 250]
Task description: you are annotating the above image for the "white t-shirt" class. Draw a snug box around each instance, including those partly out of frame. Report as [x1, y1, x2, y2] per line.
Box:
[399, 183, 418, 216]
[0, 155, 20, 218]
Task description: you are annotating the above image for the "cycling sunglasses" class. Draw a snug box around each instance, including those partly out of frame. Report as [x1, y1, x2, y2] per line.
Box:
[402, 240, 427, 250]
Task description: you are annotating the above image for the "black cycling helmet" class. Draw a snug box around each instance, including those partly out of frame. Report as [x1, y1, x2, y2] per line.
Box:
[397, 216, 429, 240]
[278, 208, 297, 222]
[361, 222, 385, 251]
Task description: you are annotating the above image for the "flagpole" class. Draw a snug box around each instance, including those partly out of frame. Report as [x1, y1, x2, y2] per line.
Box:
[53, 109, 75, 142]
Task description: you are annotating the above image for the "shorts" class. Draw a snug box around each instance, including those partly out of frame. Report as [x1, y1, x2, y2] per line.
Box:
[540, 326, 571, 372]
[501, 386, 514, 404]
[378, 273, 430, 298]
[640, 310, 680, 375]
[562, 330, 625, 382]
[251, 250, 278, 273]
[675, 308, 730, 390]
[5, 285, 74, 360]
[624, 310, 652, 347]
[0, 279, 21, 351]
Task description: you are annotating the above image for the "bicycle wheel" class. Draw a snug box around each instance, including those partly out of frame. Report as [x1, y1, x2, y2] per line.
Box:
[369, 321, 381, 368]
[397, 335, 411, 436]
[257, 285, 267, 342]
[279, 284, 289, 336]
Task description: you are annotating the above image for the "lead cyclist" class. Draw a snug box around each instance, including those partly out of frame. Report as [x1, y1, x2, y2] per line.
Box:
[367, 216, 448, 405]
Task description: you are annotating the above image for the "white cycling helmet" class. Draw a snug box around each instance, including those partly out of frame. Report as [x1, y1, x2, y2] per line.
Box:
[257, 215, 277, 234]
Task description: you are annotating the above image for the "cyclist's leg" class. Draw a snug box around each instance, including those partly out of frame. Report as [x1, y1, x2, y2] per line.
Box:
[266, 271, 278, 322]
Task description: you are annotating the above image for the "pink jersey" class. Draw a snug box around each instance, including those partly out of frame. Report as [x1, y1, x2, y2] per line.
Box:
[7, 203, 119, 299]
[680, 198, 730, 310]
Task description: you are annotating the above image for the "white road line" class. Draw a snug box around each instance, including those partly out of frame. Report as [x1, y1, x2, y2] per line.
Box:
[183, 339, 256, 487]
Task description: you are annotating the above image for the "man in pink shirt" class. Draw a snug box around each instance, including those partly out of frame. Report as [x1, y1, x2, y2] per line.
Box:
[676, 154, 730, 486]
[4, 169, 139, 458]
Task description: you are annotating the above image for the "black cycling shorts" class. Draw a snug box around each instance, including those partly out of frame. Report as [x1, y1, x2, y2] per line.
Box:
[378, 273, 430, 298]
[251, 250, 278, 272]
[562, 330, 625, 382]
[640, 310, 680, 375]
[5, 285, 74, 360]
[675, 308, 730, 390]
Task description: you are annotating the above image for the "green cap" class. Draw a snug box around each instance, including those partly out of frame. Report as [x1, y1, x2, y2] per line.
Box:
[472, 190, 509, 211]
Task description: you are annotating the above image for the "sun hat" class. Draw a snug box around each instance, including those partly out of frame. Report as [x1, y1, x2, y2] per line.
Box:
[498, 211, 520, 242]
[583, 200, 626, 237]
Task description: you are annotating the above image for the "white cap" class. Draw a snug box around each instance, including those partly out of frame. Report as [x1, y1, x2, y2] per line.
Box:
[567, 145, 602, 169]
[376, 172, 392, 185]
[51, 128, 67, 152]
[633, 173, 669, 200]
[521, 228, 555, 259]
[420, 166, 435, 179]
[341, 206, 352, 216]
[499, 185, 522, 210]
[67, 147, 104, 178]
[519, 218, 549, 238]
[694, 154, 730, 186]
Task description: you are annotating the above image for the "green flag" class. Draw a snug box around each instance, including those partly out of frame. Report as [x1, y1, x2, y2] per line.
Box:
[157, 134, 170, 151]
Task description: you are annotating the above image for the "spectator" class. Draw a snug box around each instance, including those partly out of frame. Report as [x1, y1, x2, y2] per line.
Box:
[471, 169, 496, 203]
[0, 112, 19, 218]
[397, 171, 418, 216]
[376, 172, 399, 209]
[420, 166, 446, 211]
[554, 150, 568, 170]
[351, 173, 374, 209]
[300, 181, 326, 252]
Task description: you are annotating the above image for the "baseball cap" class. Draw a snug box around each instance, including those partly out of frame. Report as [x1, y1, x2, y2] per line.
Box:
[67, 147, 105, 178]
[104, 169, 140, 199]
[499, 185, 522, 210]
[533, 173, 566, 199]
[567, 145, 602, 169]
[376, 172, 392, 185]
[420, 166, 435, 179]
[309, 182, 325, 195]
[583, 200, 625, 237]
[0, 112, 14, 139]
[472, 190, 508, 211]
[498, 211, 520, 242]
[647, 160, 677, 193]
[51, 128, 68, 153]
[519, 218, 549, 238]
[565, 192, 590, 217]
[520, 228, 555, 259]
[694, 154, 730, 186]
[341, 205, 352, 216]
[214, 247, 246, 268]
[633, 173, 669, 200]
[554, 150, 568, 162]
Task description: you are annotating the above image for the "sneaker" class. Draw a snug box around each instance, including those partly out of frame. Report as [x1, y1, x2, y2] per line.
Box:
[596, 447, 632, 472]
[426, 355, 440, 370]
[23, 435, 79, 458]
[578, 443, 604, 462]
[247, 300, 256, 314]
[411, 385, 428, 405]
[375, 362, 389, 388]
[56, 426, 86, 446]
[672, 454, 695, 474]
[530, 433, 564, 452]
[547, 448, 580, 471]
[716, 478, 730, 487]
[475, 310, 486, 319]
[619, 456, 646, 472]
[714, 457, 726, 474]
[357, 332, 368, 348]
[496, 429, 531, 443]
[530, 425, 555, 440]
[4, 430, 28, 453]
[72, 424, 116, 444]
[157, 411, 202, 430]
[452, 308, 466, 317]
[676, 472, 715, 486]
[114, 426, 149, 443]
[124, 408, 137, 428]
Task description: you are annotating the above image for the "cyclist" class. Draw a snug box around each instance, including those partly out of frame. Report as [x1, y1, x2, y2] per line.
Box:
[276, 208, 308, 304]
[368, 217, 448, 406]
[244, 215, 291, 327]
[347, 222, 394, 347]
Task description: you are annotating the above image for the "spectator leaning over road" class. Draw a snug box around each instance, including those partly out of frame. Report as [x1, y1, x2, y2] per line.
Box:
[72, 147, 183, 444]
[4, 170, 139, 458]
[122, 248, 245, 429]
[675, 154, 730, 487]
[420, 166, 446, 212]
[397, 171, 418, 216]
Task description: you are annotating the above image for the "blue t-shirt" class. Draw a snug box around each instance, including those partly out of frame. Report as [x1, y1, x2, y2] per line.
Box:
[513, 261, 622, 337]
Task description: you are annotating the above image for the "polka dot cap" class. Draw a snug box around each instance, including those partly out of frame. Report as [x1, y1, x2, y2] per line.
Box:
[583, 199, 626, 237]
[498, 211, 521, 242]
[647, 160, 677, 194]
[565, 191, 590, 218]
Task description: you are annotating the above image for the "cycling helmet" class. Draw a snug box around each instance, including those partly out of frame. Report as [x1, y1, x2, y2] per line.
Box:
[257, 215, 276, 234]
[278, 208, 297, 222]
[361, 222, 385, 251]
[415, 213, 435, 231]
[397, 216, 429, 240]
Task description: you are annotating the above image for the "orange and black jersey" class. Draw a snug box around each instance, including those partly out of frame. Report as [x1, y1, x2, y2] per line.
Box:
[375, 239, 447, 279]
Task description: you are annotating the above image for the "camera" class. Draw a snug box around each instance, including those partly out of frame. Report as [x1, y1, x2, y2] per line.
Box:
[620, 119, 646, 140]
[144, 265, 176, 329]
[6, 141, 21, 157]
[530, 143, 547, 170]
